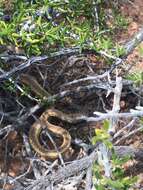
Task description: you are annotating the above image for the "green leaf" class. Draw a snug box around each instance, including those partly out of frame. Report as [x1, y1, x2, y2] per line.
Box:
[106, 179, 124, 189]
[103, 120, 110, 131]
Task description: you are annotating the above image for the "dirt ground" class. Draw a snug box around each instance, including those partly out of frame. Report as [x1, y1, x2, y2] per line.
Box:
[117, 0, 143, 73]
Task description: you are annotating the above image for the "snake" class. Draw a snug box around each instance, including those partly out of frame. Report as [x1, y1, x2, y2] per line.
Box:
[20, 74, 85, 159]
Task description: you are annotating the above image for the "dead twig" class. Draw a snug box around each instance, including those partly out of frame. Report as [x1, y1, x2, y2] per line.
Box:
[113, 117, 138, 139]
[108, 74, 123, 134]
[97, 143, 111, 178]
[124, 26, 143, 56]
[93, 107, 143, 121]
[0, 48, 98, 81]
[115, 124, 143, 145]
[85, 165, 93, 190]
[25, 145, 143, 190]
[25, 146, 99, 190]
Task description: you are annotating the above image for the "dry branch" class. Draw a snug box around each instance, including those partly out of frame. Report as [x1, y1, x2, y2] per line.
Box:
[109, 76, 123, 134]
[24, 145, 143, 190]
[123, 26, 143, 56]
[0, 48, 98, 81]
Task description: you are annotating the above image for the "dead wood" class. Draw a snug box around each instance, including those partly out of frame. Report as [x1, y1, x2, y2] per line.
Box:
[123, 26, 143, 56]
[23, 145, 143, 190]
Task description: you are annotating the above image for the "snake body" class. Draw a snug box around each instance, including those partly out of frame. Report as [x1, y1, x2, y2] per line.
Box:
[20, 74, 50, 99]
[20, 74, 84, 159]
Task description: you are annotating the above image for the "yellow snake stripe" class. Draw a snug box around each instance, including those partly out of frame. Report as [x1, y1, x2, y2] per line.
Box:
[20, 74, 84, 159]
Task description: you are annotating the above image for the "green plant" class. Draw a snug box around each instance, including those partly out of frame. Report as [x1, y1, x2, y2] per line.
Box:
[126, 71, 143, 86]
[0, 0, 130, 95]
[92, 120, 137, 190]
[115, 44, 125, 57]
[114, 13, 129, 30]
[2, 80, 16, 93]
[138, 45, 143, 56]
[0, 0, 127, 56]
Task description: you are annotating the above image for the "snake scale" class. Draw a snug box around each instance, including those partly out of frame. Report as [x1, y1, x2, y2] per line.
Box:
[20, 74, 85, 159]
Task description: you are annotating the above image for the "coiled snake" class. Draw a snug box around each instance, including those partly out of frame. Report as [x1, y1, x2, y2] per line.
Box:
[20, 74, 85, 159]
